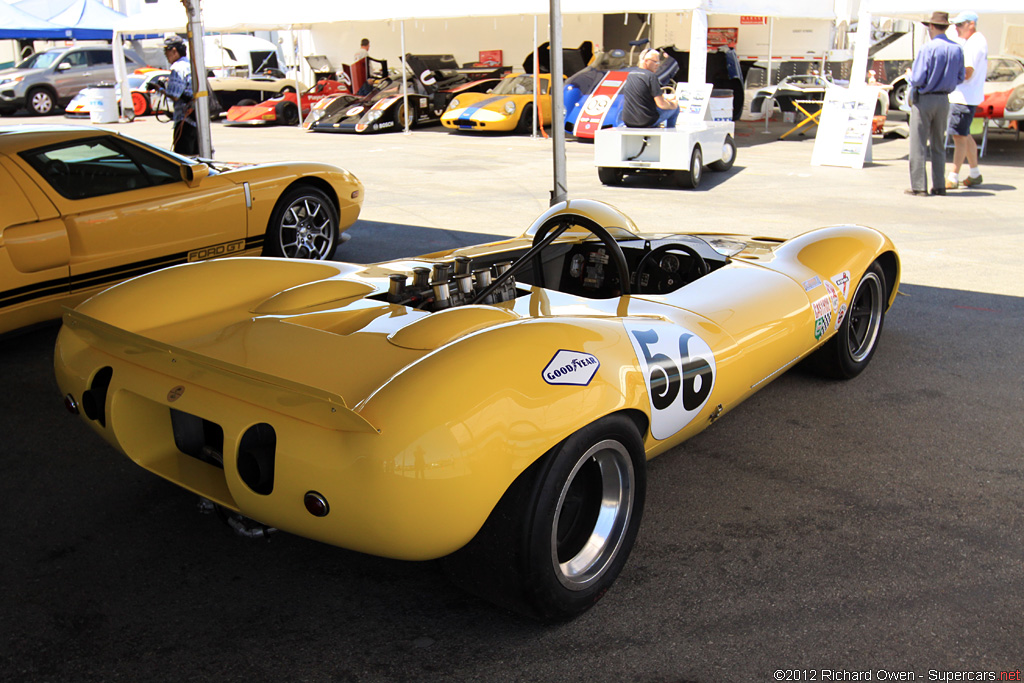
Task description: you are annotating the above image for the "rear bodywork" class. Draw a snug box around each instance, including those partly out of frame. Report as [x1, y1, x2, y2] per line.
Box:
[55, 200, 899, 562]
[225, 79, 351, 126]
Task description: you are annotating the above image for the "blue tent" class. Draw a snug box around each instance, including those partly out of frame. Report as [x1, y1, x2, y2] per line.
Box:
[0, 1, 69, 39]
[13, 0, 127, 40]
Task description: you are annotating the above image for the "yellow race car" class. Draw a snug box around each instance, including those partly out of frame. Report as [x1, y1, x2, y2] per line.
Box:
[0, 124, 363, 336]
[54, 199, 899, 620]
[441, 73, 555, 133]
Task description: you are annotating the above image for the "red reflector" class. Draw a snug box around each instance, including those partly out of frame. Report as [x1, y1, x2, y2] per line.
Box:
[304, 491, 329, 517]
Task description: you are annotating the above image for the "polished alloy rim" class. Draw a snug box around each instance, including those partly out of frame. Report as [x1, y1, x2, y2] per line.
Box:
[847, 271, 883, 362]
[551, 439, 634, 590]
[278, 196, 334, 259]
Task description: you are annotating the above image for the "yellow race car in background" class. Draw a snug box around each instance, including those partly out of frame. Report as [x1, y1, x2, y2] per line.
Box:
[54, 199, 899, 620]
[441, 73, 555, 133]
[0, 125, 363, 336]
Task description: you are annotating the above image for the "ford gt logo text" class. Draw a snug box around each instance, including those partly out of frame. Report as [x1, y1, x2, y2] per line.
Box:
[543, 350, 600, 386]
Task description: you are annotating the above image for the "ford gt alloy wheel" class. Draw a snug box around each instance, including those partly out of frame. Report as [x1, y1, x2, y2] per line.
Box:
[443, 414, 646, 621]
[265, 186, 339, 260]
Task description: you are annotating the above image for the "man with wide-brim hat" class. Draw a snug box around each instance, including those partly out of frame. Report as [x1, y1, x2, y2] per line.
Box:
[905, 11, 964, 196]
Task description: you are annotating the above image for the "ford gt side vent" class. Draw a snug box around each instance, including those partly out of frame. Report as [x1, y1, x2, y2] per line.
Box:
[237, 424, 276, 496]
[81, 366, 113, 427]
[170, 409, 225, 469]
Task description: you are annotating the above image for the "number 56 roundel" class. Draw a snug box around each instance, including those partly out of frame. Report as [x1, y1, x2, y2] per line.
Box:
[625, 320, 717, 440]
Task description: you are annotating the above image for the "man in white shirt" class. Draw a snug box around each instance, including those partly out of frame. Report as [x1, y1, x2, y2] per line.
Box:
[946, 10, 988, 189]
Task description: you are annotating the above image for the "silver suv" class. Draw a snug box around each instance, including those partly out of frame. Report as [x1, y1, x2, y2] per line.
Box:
[0, 45, 145, 116]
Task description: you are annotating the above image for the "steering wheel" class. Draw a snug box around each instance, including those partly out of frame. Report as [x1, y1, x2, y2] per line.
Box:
[634, 244, 708, 294]
[529, 213, 631, 296]
[470, 212, 631, 305]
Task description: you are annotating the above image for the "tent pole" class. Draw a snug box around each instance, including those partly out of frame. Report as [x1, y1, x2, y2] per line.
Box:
[182, 0, 212, 158]
[533, 14, 539, 139]
[549, 0, 566, 205]
[764, 17, 774, 133]
[401, 20, 409, 135]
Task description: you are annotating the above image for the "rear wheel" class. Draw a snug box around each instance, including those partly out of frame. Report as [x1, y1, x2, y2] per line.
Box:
[674, 145, 702, 189]
[131, 91, 150, 116]
[812, 262, 887, 379]
[708, 135, 736, 172]
[264, 185, 339, 260]
[597, 166, 623, 186]
[27, 87, 55, 115]
[396, 100, 417, 129]
[443, 414, 646, 621]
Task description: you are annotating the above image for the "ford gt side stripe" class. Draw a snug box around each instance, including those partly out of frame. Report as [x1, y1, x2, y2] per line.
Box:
[1, 236, 264, 310]
[458, 96, 507, 127]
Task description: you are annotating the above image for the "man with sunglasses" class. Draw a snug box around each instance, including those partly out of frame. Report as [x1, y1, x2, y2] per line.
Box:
[161, 36, 197, 156]
[621, 48, 679, 129]
[946, 11, 987, 190]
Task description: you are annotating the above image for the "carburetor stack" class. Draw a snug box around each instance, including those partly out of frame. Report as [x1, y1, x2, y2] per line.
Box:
[387, 256, 518, 311]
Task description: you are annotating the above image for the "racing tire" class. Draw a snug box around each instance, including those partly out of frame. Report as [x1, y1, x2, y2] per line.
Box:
[515, 104, 534, 134]
[708, 135, 736, 172]
[811, 261, 887, 379]
[264, 185, 339, 260]
[442, 414, 646, 622]
[891, 81, 908, 110]
[674, 145, 703, 189]
[274, 100, 299, 126]
[597, 166, 624, 186]
[237, 99, 257, 107]
[27, 87, 56, 116]
[396, 100, 417, 129]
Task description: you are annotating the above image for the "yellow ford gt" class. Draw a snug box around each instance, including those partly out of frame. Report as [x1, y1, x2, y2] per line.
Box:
[54, 199, 899, 620]
[441, 73, 554, 133]
[1, 124, 363, 336]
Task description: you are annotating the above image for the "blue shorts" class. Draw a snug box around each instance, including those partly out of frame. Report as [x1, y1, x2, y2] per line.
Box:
[947, 103, 976, 136]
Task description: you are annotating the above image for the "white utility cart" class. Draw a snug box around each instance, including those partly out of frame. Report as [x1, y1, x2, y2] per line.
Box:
[594, 83, 736, 189]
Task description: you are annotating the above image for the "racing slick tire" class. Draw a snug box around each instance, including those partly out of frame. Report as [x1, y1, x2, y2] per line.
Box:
[708, 135, 736, 172]
[274, 100, 299, 126]
[597, 166, 624, 186]
[236, 99, 257, 107]
[27, 86, 56, 116]
[131, 91, 150, 116]
[674, 146, 703, 189]
[811, 261, 887, 379]
[396, 100, 417, 129]
[442, 414, 646, 622]
[264, 185, 339, 260]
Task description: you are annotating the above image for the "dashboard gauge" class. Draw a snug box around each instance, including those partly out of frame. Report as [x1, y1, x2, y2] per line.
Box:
[569, 253, 586, 278]
[659, 253, 681, 273]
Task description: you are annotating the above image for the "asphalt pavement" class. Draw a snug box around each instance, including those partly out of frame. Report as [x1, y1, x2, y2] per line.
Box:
[1, 110, 1023, 682]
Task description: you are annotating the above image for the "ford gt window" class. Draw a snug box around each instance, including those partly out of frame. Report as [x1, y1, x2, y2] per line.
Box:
[20, 137, 181, 200]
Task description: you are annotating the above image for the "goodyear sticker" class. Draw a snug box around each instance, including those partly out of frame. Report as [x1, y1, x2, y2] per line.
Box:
[543, 350, 600, 386]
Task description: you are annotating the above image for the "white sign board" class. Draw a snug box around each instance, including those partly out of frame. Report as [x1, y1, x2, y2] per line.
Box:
[810, 86, 882, 169]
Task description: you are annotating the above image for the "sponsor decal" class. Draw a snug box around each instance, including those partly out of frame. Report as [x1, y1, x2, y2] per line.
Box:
[824, 280, 839, 312]
[625, 321, 716, 440]
[376, 120, 394, 129]
[346, 105, 365, 117]
[802, 275, 822, 291]
[832, 270, 851, 298]
[419, 70, 436, 86]
[187, 239, 247, 263]
[835, 302, 847, 331]
[543, 350, 600, 386]
[812, 294, 833, 340]
[167, 385, 185, 402]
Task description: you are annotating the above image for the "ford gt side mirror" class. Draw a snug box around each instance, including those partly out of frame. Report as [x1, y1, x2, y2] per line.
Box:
[181, 162, 210, 186]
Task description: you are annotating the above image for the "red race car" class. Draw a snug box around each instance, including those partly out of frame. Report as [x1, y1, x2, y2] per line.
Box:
[225, 78, 351, 126]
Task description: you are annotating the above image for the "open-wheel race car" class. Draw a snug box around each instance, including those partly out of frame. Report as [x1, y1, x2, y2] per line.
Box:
[54, 199, 899, 620]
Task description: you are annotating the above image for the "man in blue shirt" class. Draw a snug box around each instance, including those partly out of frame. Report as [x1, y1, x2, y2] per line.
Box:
[162, 36, 197, 156]
[906, 12, 964, 196]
